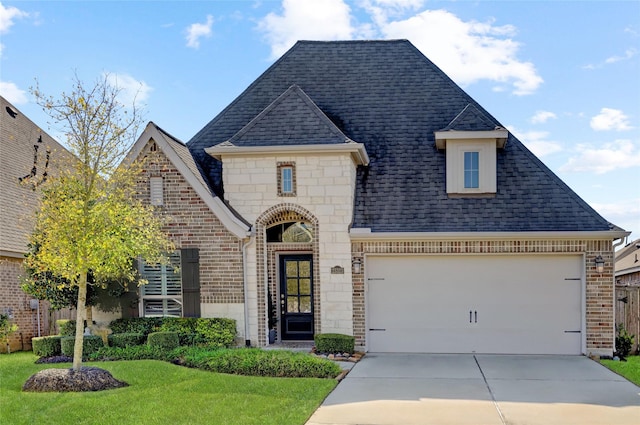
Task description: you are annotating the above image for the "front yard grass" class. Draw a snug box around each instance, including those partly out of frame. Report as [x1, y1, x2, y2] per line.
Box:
[600, 355, 640, 386]
[0, 351, 337, 425]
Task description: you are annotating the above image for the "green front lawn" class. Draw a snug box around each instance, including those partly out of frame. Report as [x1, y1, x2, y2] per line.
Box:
[601, 355, 640, 386]
[0, 352, 337, 425]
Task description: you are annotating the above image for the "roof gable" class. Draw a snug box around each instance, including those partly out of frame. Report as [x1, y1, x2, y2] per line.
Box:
[441, 104, 500, 132]
[226, 85, 352, 147]
[0, 96, 74, 256]
[125, 122, 250, 237]
[187, 40, 620, 234]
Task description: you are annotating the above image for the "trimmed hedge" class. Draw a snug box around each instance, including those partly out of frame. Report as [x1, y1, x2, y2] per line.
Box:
[108, 333, 145, 348]
[56, 320, 76, 336]
[185, 348, 342, 378]
[147, 331, 179, 351]
[109, 317, 163, 336]
[110, 317, 236, 348]
[32, 336, 62, 357]
[315, 333, 355, 355]
[88, 344, 169, 361]
[60, 335, 104, 357]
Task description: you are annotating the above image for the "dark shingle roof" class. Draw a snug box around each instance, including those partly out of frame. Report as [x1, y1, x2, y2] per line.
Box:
[188, 40, 614, 233]
[441, 104, 501, 132]
[225, 85, 353, 147]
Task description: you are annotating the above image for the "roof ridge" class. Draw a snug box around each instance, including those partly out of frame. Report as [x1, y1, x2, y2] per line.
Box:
[225, 84, 352, 146]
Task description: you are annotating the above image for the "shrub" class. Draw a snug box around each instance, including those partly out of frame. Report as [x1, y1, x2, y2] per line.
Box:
[195, 318, 236, 348]
[60, 335, 104, 357]
[109, 317, 162, 336]
[108, 333, 145, 348]
[315, 333, 355, 355]
[32, 336, 62, 357]
[88, 344, 169, 361]
[56, 320, 76, 336]
[147, 331, 179, 351]
[616, 325, 635, 358]
[192, 348, 341, 378]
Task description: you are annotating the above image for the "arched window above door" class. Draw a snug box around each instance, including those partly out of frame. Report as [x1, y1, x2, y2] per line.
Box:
[266, 221, 313, 243]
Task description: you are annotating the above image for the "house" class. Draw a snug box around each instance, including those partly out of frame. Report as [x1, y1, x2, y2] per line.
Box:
[614, 240, 640, 353]
[126, 40, 628, 356]
[0, 96, 74, 351]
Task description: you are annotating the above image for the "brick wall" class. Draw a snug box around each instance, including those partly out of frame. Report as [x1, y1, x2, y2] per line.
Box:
[0, 256, 47, 352]
[134, 141, 245, 331]
[351, 238, 616, 356]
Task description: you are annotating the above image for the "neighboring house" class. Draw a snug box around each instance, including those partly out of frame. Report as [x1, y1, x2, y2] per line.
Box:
[615, 239, 640, 353]
[0, 96, 72, 351]
[126, 40, 628, 356]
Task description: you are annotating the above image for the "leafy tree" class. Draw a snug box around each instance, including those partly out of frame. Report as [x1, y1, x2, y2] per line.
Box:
[26, 75, 173, 371]
[0, 313, 19, 354]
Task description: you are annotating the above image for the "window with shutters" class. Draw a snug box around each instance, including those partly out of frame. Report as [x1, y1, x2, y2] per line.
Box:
[150, 176, 164, 206]
[138, 251, 182, 317]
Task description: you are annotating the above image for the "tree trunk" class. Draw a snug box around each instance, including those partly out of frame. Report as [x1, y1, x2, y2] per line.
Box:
[72, 273, 88, 371]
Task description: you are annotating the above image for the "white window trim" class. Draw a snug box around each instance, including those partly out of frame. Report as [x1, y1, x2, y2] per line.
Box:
[446, 139, 496, 195]
[281, 166, 293, 194]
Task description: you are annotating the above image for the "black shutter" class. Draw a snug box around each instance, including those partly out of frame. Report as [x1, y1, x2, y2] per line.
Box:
[181, 248, 201, 318]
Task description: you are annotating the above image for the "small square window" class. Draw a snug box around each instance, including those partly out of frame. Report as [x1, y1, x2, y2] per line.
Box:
[464, 152, 479, 189]
[277, 162, 296, 196]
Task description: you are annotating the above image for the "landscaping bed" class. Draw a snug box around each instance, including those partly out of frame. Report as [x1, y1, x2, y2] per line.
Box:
[0, 351, 337, 425]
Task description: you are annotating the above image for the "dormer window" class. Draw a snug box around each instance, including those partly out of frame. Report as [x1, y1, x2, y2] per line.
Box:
[435, 129, 508, 197]
[277, 162, 296, 196]
[464, 152, 479, 189]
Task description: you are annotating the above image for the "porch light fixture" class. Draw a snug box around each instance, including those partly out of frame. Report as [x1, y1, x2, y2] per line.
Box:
[353, 258, 362, 274]
[594, 255, 605, 274]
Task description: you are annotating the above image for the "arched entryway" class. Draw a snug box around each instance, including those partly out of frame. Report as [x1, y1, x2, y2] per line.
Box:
[255, 204, 319, 344]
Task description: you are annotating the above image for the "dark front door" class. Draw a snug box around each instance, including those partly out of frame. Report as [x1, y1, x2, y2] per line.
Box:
[280, 254, 314, 340]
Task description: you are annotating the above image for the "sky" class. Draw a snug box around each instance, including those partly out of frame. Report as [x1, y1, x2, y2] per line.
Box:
[1, 0, 639, 241]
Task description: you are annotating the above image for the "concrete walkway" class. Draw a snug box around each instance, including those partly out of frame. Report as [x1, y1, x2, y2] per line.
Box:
[306, 354, 640, 425]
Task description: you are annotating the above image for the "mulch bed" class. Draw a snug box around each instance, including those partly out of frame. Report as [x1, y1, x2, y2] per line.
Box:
[22, 367, 128, 392]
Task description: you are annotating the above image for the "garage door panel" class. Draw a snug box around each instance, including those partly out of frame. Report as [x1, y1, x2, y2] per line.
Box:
[366, 255, 582, 355]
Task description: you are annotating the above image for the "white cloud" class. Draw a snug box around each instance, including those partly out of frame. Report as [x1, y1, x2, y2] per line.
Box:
[560, 139, 640, 174]
[104, 73, 152, 107]
[590, 108, 633, 131]
[381, 10, 542, 95]
[258, 0, 356, 59]
[584, 48, 637, 69]
[0, 80, 28, 104]
[530, 110, 557, 124]
[605, 48, 637, 64]
[257, 2, 543, 95]
[508, 127, 562, 157]
[0, 2, 28, 34]
[186, 15, 214, 49]
[591, 198, 640, 236]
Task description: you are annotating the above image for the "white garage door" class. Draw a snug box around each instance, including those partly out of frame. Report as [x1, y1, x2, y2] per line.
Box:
[366, 255, 582, 354]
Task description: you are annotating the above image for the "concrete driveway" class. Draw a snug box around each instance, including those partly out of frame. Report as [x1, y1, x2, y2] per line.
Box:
[306, 354, 640, 425]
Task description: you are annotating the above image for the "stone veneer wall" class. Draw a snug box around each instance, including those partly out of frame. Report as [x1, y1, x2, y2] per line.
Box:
[351, 238, 615, 356]
[223, 154, 356, 346]
[0, 256, 48, 352]
[135, 141, 245, 335]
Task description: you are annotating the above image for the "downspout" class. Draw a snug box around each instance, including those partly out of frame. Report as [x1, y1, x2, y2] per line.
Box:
[613, 236, 627, 250]
[242, 233, 255, 347]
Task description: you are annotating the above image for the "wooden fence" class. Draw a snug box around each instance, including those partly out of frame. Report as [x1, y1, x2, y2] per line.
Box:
[615, 285, 640, 354]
